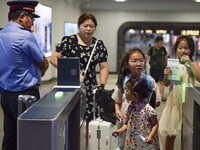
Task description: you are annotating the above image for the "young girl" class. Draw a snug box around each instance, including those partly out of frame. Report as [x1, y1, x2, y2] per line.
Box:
[159, 35, 200, 150]
[113, 77, 160, 150]
[112, 48, 161, 149]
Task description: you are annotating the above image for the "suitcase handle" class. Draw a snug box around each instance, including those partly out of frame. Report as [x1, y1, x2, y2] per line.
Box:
[92, 88, 101, 120]
[92, 88, 97, 120]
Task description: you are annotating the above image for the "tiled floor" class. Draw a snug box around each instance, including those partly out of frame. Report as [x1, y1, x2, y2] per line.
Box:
[0, 74, 181, 150]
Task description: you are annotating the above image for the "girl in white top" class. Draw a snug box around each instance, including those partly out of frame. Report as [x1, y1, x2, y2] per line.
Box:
[112, 48, 161, 149]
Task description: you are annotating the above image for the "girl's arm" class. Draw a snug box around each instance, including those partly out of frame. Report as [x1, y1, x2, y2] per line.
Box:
[145, 115, 159, 144]
[112, 86, 123, 120]
[181, 55, 200, 82]
[151, 78, 161, 107]
[112, 124, 128, 137]
[163, 66, 171, 87]
[115, 102, 122, 120]
[189, 61, 200, 82]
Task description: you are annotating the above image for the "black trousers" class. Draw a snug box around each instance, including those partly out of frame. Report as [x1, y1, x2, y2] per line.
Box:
[1, 86, 40, 150]
[150, 67, 165, 83]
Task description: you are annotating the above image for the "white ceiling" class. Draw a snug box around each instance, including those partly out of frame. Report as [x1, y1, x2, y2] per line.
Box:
[72, 0, 200, 12]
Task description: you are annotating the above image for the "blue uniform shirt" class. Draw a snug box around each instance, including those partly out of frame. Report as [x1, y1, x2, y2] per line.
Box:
[0, 22, 45, 92]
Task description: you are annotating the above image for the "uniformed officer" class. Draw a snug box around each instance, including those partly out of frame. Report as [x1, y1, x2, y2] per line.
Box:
[0, 1, 49, 150]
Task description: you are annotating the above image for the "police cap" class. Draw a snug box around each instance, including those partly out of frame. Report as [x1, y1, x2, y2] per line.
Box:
[7, 0, 40, 18]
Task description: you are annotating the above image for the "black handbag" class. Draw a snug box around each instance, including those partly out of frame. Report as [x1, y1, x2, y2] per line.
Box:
[95, 88, 116, 125]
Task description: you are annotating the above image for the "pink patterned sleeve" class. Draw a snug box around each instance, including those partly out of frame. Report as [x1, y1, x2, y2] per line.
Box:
[146, 104, 157, 118]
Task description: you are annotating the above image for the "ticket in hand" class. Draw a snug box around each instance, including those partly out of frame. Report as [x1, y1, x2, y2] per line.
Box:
[139, 135, 146, 142]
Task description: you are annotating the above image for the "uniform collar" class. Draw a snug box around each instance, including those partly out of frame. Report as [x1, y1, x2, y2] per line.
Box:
[7, 21, 23, 29]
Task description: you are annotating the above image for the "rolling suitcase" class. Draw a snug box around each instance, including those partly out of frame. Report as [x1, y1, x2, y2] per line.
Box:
[89, 118, 115, 150]
[88, 89, 115, 150]
[18, 94, 38, 115]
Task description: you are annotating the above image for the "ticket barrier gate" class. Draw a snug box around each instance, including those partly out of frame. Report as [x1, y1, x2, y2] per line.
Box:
[17, 88, 81, 150]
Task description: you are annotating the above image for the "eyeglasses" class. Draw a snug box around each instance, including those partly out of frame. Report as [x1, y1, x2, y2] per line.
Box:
[129, 59, 145, 64]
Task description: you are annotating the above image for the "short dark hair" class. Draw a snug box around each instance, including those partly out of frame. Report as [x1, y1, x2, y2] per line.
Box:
[8, 10, 33, 21]
[155, 36, 163, 42]
[8, 10, 23, 20]
[125, 77, 148, 100]
[78, 12, 97, 27]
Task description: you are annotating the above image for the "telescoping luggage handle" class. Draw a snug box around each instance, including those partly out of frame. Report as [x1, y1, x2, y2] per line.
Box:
[92, 88, 100, 120]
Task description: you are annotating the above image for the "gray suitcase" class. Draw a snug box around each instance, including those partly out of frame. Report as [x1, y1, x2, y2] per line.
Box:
[89, 118, 115, 150]
[18, 95, 38, 115]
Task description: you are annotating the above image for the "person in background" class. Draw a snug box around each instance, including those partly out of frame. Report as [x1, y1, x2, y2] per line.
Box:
[159, 35, 200, 150]
[113, 77, 160, 150]
[0, 1, 49, 150]
[50, 12, 109, 150]
[146, 36, 168, 101]
[112, 48, 161, 149]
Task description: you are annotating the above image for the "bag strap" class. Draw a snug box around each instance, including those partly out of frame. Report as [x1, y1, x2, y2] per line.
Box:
[83, 39, 98, 78]
[145, 75, 153, 96]
[145, 75, 152, 90]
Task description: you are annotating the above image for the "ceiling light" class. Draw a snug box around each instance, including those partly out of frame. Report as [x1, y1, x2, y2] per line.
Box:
[114, 0, 127, 2]
[129, 29, 135, 34]
[195, 0, 200, 2]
